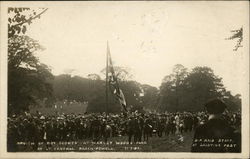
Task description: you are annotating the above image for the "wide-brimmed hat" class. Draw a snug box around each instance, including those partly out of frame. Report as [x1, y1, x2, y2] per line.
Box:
[204, 98, 227, 114]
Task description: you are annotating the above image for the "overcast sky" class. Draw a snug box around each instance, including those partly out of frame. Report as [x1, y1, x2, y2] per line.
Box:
[24, 1, 249, 95]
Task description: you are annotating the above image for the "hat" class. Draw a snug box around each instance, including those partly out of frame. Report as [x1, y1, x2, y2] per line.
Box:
[204, 99, 227, 114]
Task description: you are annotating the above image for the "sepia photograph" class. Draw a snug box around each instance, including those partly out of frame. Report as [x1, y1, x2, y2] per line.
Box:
[0, 1, 249, 158]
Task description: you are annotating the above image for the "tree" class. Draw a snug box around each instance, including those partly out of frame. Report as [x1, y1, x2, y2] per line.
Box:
[86, 80, 143, 113]
[159, 64, 188, 111]
[8, 35, 44, 69]
[226, 27, 243, 51]
[8, 8, 53, 115]
[101, 66, 133, 81]
[8, 7, 48, 38]
[119, 81, 142, 109]
[140, 84, 159, 111]
[53, 75, 95, 102]
[222, 92, 241, 111]
[159, 65, 241, 112]
[184, 67, 225, 111]
[87, 74, 101, 80]
[53, 72, 145, 113]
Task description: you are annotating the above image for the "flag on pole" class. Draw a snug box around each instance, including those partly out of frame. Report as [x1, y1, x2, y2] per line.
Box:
[107, 43, 127, 112]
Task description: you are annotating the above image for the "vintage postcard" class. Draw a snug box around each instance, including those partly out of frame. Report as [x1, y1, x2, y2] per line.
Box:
[0, 1, 249, 158]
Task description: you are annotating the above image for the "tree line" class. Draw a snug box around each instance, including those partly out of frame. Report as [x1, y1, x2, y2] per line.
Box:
[158, 64, 241, 112]
[7, 8, 241, 116]
[51, 64, 241, 113]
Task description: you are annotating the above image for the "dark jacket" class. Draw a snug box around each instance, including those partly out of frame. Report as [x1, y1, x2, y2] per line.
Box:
[191, 117, 241, 152]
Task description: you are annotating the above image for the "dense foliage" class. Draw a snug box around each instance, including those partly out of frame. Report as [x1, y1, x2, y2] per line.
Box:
[52, 74, 149, 113]
[52, 64, 241, 113]
[7, 8, 241, 115]
[158, 64, 241, 112]
[8, 8, 53, 115]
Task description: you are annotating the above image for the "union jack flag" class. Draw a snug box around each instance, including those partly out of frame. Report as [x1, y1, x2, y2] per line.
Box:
[107, 43, 127, 112]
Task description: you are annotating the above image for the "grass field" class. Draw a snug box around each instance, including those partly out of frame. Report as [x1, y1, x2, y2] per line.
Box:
[18, 131, 194, 152]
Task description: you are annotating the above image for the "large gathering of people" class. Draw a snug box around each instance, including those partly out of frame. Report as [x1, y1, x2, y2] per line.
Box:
[7, 109, 241, 152]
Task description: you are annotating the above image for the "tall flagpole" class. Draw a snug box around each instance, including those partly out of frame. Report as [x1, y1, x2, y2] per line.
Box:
[105, 41, 109, 115]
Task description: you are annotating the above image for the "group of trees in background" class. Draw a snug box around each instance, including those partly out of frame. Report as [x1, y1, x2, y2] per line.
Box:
[52, 68, 158, 113]
[158, 64, 241, 112]
[51, 64, 241, 113]
[7, 8, 241, 116]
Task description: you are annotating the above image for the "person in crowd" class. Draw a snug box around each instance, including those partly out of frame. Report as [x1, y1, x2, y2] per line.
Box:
[7, 107, 241, 152]
[191, 99, 241, 152]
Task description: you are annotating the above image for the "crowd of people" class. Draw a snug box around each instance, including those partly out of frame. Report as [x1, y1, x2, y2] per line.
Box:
[7, 110, 241, 152]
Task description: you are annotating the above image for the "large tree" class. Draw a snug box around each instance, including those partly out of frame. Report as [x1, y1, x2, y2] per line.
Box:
[183, 66, 225, 111]
[159, 65, 241, 112]
[8, 8, 53, 115]
[159, 64, 188, 112]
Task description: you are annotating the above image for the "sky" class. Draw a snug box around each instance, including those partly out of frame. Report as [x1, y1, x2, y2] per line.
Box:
[25, 1, 249, 95]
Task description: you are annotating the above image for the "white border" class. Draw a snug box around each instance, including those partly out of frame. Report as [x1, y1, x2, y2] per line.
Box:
[0, 1, 249, 158]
